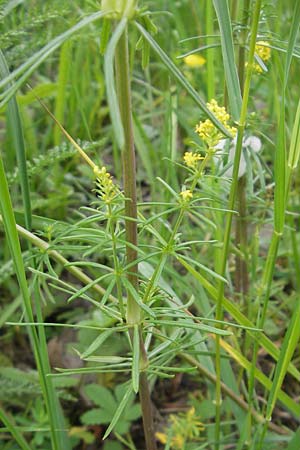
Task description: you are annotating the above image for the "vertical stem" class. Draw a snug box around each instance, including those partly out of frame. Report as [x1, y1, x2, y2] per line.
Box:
[115, 26, 140, 326]
[214, 1, 262, 448]
[114, 25, 157, 450]
[206, 0, 215, 99]
[235, 0, 251, 302]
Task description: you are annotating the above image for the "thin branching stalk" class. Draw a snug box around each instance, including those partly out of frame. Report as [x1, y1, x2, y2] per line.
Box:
[214, 1, 262, 448]
[142, 151, 213, 305]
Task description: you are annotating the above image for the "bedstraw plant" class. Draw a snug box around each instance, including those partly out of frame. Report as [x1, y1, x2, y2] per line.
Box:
[0, 1, 300, 450]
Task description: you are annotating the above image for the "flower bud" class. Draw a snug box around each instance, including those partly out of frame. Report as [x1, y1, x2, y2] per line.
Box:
[101, 0, 137, 19]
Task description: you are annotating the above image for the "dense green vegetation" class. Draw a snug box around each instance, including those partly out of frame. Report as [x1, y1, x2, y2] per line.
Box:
[0, 1, 300, 449]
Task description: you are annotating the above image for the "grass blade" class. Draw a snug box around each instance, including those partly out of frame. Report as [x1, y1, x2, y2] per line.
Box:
[265, 300, 300, 420]
[0, 407, 32, 450]
[0, 50, 32, 230]
[212, 0, 242, 119]
[0, 156, 70, 450]
[288, 96, 300, 170]
[220, 339, 300, 417]
[283, 0, 300, 87]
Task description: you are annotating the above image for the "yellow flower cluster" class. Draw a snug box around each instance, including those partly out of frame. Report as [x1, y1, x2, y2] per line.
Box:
[183, 151, 202, 169]
[156, 432, 184, 449]
[94, 165, 118, 203]
[253, 41, 271, 73]
[156, 407, 204, 450]
[195, 99, 237, 147]
[180, 189, 193, 202]
[183, 54, 206, 68]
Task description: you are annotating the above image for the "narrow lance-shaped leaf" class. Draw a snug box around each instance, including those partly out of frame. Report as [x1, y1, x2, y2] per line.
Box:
[284, 0, 300, 87]
[288, 96, 300, 170]
[81, 329, 116, 359]
[265, 300, 300, 421]
[104, 18, 127, 150]
[0, 407, 32, 450]
[0, 50, 32, 230]
[103, 384, 133, 439]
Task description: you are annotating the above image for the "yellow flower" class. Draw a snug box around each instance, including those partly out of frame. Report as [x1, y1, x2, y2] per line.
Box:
[172, 434, 185, 448]
[183, 151, 202, 169]
[94, 165, 118, 202]
[248, 41, 271, 73]
[155, 432, 167, 445]
[184, 54, 206, 68]
[195, 99, 237, 147]
[180, 189, 193, 201]
[255, 41, 271, 62]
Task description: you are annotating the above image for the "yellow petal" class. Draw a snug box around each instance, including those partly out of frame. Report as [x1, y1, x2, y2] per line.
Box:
[184, 54, 206, 68]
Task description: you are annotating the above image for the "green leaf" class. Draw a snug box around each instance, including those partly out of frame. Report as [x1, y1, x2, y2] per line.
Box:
[283, 0, 300, 87]
[125, 403, 141, 421]
[265, 300, 300, 420]
[81, 329, 116, 359]
[104, 18, 127, 150]
[103, 441, 123, 450]
[288, 96, 300, 170]
[286, 428, 300, 450]
[81, 408, 110, 425]
[212, 0, 242, 120]
[177, 256, 300, 381]
[121, 277, 155, 317]
[103, 384, 133, 439]
[84, 384, 116, 412]
[0, 50, 32, 230]
[0, 407, 32, 450]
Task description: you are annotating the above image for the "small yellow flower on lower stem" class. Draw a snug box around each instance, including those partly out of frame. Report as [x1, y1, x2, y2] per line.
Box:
[180, 189, 193, 202]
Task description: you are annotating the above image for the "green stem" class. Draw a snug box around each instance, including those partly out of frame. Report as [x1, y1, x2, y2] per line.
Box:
[114, 25, 157, 450]
[115, 25, 140, 326]
[235, 0, 251, 301]
[142, 152, 212, 305]
[214, 2, 262, 448]
[206, 0, 215, 99]
[108, 203, 125, 319]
